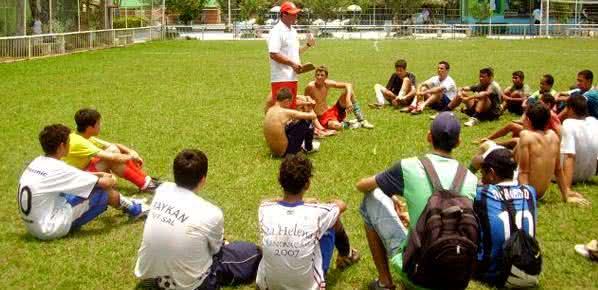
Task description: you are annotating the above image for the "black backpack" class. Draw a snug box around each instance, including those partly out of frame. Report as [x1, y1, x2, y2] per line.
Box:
[402, 157, 479, 290]
[497, 199, 542, 288]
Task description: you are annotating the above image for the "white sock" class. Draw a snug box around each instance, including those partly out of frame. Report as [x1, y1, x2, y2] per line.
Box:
[141, 176, 151, 190]
[374, 84, 385, 105]
[398, 90, 405, 100]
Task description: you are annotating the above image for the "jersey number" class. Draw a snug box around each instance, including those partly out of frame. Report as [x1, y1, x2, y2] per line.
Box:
[18, 185, 32, 216]
[498, 210, 534, 239]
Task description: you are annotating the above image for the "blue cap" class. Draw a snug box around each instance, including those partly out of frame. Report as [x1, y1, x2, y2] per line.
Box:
[431, 112, 461, 149]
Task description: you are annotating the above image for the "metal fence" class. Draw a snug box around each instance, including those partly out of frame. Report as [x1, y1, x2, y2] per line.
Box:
[167, 23, 598, 40]
[0, 25, 162, 61]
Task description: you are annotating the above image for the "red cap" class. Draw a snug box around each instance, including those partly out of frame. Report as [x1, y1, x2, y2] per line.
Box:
[280, 2, 301, 14]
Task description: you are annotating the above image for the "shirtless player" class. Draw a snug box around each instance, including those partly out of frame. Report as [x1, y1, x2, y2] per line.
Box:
[264, 88, 320, 157]
[515, 104, 588, 204]
[304, 66, 374, 130]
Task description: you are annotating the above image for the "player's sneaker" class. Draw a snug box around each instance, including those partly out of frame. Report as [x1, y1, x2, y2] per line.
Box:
[429, 113, 439, 120]
[464, 117, 480, 127]
[142, 177, 162, 194]
[336, 248, 361, 270]
[303, 140, 320, 153]
[360, 120, 374, 129]
[124, 198, 150, 219]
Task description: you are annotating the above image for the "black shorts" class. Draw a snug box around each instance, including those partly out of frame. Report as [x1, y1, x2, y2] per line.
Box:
[197, 241, 262, 290]
[140, 241, 261, 290]
[465, 106, 500, 121]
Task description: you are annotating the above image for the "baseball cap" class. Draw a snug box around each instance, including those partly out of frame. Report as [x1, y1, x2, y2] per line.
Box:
[280, 2, 301, 14]
[430, 112, 460, 150]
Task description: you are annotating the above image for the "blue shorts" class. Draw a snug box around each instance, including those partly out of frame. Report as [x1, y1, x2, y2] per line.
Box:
[320, 228, 336, 275]
[62, 187, 109, 231]
[429, 94, 451, 111]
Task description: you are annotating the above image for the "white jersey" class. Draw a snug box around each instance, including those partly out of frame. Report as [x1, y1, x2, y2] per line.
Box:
[256, 201, 339, 290]
[268, 21, 300, 83]
[560, 117, 598, 182]
[18, 156, 98, 240]
[135, 182, 224, 290]
[425, 75, 458, 100]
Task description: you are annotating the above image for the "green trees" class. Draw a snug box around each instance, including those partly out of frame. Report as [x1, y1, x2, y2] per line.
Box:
[167, 0, 206, 23]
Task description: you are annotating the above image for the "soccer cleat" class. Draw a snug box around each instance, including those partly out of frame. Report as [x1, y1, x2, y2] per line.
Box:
[303, 140, 320, 153]
[464, 117, 480, 127]
[360, 120, 374, 129]
[336, 248, 361, 270]
[142, 178, 162, 194]
[124, 198, 150, 219]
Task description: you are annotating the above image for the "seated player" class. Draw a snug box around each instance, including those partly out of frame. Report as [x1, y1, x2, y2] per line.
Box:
[451, 68, 502, 127]
[256, 154, 360, 289]
[474, 148, 538, 286]
[63, 108, 160, 192]
[355, 112, 478, 290]
[135, 149, 262, 290]
[305, 65, 374, 130]
[500, 71, 531, 115]
[410, 61, 458, 116]
[556, 70, 598, 120]
[370, 59, 417, 109]
[515, 104, 588, 204]
[264, 88, 320, 157]
[522, 74, 556, 111]
[559, 95, 598, 197]
[476, 94, 561, 148]
[18, 124, 148, 240]
[296, 94, 337, 138]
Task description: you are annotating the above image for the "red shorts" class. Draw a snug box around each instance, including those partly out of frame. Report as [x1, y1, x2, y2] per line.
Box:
[271, 81, 298, 109]
[86, 156, 101, 172]
[318, 102, 346, 127]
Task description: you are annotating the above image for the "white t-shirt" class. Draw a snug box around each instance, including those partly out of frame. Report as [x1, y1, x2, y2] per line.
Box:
[268, 21, 300, 83]
[256, 201, 340, 290]
[135, 182, 224, 290]
[424, 75, 458, 100]
[18, 156, 98, 240]
[560, 117, 598, 182]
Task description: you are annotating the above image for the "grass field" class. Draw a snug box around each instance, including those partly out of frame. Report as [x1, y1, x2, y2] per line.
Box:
[1, 38, 597, 289]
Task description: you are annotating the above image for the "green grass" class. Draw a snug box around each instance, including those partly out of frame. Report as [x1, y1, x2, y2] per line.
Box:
[1, 38, 597, 289]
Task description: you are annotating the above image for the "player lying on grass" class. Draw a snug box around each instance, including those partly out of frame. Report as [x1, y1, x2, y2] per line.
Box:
[409, 61, 458, 117]
[135, 149, 261, 290]
[264, 88, 320, 157]
[370, 59, 417, 109]
[515, 104, 588, 204]
[450, 68, 502, 127]
[305, 65, 374, 130]
[500, 70, 531, 115]
[63, 108, 160, 192]
[256, 154, 359, 290]
[18, 124, 148, 240]
[475, 94, 561, 148]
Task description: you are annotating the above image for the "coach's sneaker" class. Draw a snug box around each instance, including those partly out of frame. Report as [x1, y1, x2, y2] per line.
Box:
[336, 248, 361, 270]
[360, 120, 374, 129]
[464, 117, 480, 127]
[124, 198, 150, 219]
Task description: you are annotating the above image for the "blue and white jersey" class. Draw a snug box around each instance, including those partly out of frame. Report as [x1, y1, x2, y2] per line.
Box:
[474, 181, 537, 284]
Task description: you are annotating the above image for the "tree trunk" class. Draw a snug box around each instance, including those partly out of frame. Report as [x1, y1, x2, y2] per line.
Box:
[16, 0, 26, 35]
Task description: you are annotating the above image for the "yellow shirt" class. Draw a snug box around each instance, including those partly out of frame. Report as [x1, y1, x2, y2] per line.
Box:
[62, 133, 109, 169]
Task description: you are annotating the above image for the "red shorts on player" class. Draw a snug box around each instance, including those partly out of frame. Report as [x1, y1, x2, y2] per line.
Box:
[85, 156, 102, 172]
[318, 102, 346, 128]
[271, 81, 298, 109]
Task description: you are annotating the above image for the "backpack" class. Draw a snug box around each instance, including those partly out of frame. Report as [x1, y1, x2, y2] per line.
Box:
[402, 157, 479, 290]
[497, 199, 542, 288]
